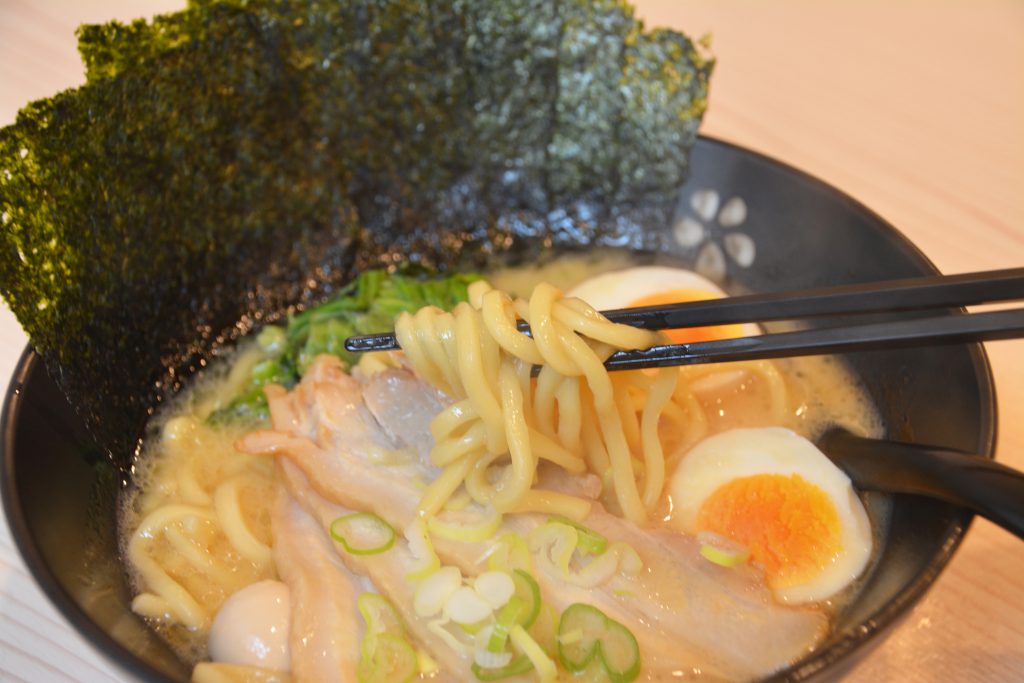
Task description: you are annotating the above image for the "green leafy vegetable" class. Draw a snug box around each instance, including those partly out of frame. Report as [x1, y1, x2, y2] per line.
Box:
[0, 0, 711, 466]
[209, 268, 481, 423]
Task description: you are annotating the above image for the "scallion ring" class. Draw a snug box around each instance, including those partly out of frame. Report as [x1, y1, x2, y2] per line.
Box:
[547, 515, 608, 555]
[357, 633, 417, 683]
[487, 596, 526, 653]
[511, 569, 542, 629]
[331, 512, 396, 555]
[696, 530, 750, 568]
[557, 603, 641, 683]
[470, 655, 533, 681]
[357, 593, 404, 639]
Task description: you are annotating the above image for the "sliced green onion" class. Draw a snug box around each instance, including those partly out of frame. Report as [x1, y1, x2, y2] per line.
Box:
[556, 604, 604, 672]
[459, 618, 491, 635]
[511, 569, 542, 629]
[567, 549, 620, 587]
[697, 531, 750, 568]
[474, 571, 516, 609]
[471, 655, 533, 681]
[510, 624, 557, 683]
[428, 507, 503, 543]
[481, 571, 541, 654]
[357, 593, 411, 683]
[473, 647, 514, 669]
[445, 586, 493, 625]
[529, 522, 577, 576]
[404, 518, 441, 581]
[414, 566, 462, 619]
[357, 593, 404, 639]
[531, 524, 638, 588]
[557, 603, 641, 683]
[331, 513, 396, 555]
[547, 515, 608, 555]
[357, 633, 417, 683]
[487, 596, 526, 653]
[486, 533, 532, 573]
[600, 620, 642, 683]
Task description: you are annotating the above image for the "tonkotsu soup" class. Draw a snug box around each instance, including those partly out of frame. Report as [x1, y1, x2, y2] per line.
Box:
[120, 253, 885, 683]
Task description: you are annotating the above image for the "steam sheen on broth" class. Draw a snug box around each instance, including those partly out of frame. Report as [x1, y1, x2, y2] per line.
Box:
[120, 253, 884, 682]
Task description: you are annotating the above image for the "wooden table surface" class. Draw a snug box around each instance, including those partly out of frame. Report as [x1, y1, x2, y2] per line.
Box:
[1, 1, 1021, 681]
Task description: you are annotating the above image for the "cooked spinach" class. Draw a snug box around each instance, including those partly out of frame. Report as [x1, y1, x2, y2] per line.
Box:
[210, 269, 481, 424]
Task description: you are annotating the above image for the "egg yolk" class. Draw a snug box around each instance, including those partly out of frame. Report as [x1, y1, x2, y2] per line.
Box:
[696, 474, 842, 589]
[628, 288, 746, 345]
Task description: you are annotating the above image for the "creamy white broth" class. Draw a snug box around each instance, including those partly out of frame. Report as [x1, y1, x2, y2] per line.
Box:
[120, 254, 885, 679]
[492, 251, 882, 441]
[121, 343, 278, 664]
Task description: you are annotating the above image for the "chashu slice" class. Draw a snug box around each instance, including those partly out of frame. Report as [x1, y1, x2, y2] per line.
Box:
[276, 460, 492, 683]
[240, 354, 828, 681]
[272, 486, 362, 683]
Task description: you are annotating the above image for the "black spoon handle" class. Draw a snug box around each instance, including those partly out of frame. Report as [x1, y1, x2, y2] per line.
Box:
[820, 430, 1024, 540]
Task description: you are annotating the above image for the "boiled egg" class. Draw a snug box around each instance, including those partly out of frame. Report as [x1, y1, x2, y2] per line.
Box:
[670, 427, 872, 604]
[566, 266, 757, 344]
[209, 580, 291, 670]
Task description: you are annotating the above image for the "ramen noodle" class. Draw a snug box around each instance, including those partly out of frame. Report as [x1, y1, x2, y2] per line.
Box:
[121, 257, 883, 682]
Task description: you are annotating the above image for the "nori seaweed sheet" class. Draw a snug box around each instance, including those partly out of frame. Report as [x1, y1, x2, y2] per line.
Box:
[0, 0, 712, 470]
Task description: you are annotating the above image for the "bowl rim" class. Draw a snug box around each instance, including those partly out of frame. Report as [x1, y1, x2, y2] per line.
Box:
[0, 135, 998, 682]
[696, 137, 997, 681]
[0, 345, 179, 682]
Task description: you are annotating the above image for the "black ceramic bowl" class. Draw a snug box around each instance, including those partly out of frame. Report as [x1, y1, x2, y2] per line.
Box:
[1, 137, 996, 682]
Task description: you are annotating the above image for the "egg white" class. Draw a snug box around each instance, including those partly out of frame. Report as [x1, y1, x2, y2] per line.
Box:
[670, 427, 873, 604]
[567, 265, 760, 337]
[567, 265, 725, 310]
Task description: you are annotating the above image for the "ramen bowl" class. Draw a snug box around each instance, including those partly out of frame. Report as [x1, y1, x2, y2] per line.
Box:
[0, 137, 996, 681]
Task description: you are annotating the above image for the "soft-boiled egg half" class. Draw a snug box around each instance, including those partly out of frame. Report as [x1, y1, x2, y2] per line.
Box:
[670, 427, 873, 604]
[566, 265, 758, 344]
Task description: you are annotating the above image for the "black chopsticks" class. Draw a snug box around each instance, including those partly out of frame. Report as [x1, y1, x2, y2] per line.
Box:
[600, 306, 1024, 370]
[344, 268, 1024, 370]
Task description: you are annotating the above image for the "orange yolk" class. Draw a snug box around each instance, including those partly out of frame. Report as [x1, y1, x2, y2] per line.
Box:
[697, 474, 842, 589]
[628, 288, 746, 345]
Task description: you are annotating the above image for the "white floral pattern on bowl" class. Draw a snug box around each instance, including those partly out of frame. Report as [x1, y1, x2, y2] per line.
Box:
[673, 188, 755, 282]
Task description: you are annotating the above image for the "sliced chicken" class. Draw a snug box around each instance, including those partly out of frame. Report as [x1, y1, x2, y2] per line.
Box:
[243, 428, 422, 525]
[240, 355, 829, 681]
[277, 460, 483, 683]
[582, 510, 827, 680]
[272, 487, 362, 683]
[535, 462, 602, 500]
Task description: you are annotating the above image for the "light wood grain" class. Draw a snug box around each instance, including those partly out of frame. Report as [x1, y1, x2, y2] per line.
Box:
[646, 4, 1024, 680]
[0, 1, 1022, 681]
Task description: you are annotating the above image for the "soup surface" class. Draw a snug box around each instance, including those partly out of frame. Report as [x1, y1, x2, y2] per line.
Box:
[121, 252, 884, 682]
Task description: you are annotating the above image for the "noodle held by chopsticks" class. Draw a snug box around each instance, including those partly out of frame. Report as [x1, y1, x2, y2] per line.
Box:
[396, 281, 678, 524]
